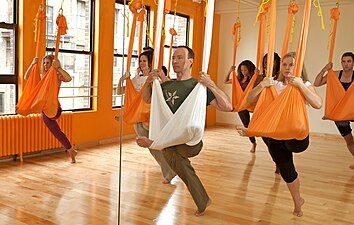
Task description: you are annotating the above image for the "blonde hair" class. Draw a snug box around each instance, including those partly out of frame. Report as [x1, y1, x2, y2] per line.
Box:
[278, 52, 309, 83]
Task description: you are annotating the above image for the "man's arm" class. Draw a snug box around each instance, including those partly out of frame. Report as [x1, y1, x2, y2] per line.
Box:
[198, 72, 232, 112]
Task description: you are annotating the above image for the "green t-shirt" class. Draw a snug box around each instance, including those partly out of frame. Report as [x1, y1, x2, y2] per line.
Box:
[161, 78, 215, 113]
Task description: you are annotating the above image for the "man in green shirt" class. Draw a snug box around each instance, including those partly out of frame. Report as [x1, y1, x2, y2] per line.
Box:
[138, 46, 236, 216]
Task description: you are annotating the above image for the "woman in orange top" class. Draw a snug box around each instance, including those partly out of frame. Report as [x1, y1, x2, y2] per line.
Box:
[25, 55, 77, 163]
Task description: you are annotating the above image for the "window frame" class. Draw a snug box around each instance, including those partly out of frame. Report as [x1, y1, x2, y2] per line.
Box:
[0, 0, 18, 115]
[163, 11, 190, 49]
[163, 11, 190, 79]
[45, 0, 95, 112]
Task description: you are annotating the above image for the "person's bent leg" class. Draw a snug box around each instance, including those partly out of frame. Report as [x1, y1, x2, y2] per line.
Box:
[162, 141, 210, 215]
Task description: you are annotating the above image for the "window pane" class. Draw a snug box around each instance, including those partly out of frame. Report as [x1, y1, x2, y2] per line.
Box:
[46, 0, 91, 51]
[112, 56, 138, 107]
[114, 3, 147, 55]
[0, 84, 15, 115]
[0, 0, 13, 23]
[0, 28, 14, 75]
[164, 14, 188, 47]
[53, 52, 92, 110]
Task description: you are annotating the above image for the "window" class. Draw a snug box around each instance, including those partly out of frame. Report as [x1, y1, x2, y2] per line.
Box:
[0, 0, 17, 115]
[46, 0, 94, 111]
[112, 1, 149, 107]
[46, 5, 53, 35]
[163, 13, 189, 79]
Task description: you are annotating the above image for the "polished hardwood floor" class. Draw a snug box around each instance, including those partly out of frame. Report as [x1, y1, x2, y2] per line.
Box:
[0, 126, 353, 225]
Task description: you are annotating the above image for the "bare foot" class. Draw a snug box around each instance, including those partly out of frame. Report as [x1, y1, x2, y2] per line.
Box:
[67, 148, 77, 163]
[250, 143, 257, 153]
[349, 165, 354, 170]
[194, 198, 212, 217]
[136, 136, 153, 148]
[293, 197, 305, 217]
[236, 125, 248, 136]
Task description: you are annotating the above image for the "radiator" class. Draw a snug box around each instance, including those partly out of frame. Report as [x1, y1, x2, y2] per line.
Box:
[0, 112, 72, 161]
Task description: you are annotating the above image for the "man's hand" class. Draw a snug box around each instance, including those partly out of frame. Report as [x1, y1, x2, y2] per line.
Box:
[199, 72, 215, 88]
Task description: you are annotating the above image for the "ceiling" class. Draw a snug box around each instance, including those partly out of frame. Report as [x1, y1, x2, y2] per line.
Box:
[215, 0, 353, 13]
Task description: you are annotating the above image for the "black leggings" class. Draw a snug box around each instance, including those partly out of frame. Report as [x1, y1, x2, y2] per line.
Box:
[238, 110, 256, 144]
[334, 121, 352, 137]
[263, 136, 309, 183]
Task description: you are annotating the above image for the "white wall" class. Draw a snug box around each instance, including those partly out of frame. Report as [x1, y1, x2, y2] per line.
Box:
[216, 2, 354, 135]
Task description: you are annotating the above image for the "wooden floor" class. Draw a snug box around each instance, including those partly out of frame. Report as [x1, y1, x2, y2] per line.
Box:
[0, 126, 353, 225]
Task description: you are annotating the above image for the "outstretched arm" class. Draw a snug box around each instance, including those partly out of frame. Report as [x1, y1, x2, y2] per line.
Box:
[314, 62, 332, 87]
[24, 57, 38, 80]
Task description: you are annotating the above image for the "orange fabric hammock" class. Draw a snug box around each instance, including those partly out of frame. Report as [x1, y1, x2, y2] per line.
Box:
[137, 8, 146, 55]
[122, 1, 150, 124]
[17, 7, 67, 118]
[16, 5, 45, 116]
[126, 1, 142, 73]
[123, 78, 150, 124]
[281, 1, 299, 58]
[233, 2, 269, 112]
[247, 0, 311, 140]
[324, 7, 354, 121]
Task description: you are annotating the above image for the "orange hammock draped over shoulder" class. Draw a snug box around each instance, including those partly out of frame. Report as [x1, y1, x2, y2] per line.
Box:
[247, 0, 311, 140]
[17, 7, 67, 118]
[324, 7, 354, 121]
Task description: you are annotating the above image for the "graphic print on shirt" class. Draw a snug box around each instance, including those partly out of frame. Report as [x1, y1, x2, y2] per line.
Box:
[165, 90, 180, 106]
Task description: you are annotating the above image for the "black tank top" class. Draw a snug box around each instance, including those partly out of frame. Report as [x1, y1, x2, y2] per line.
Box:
[338, 70, 354, 91]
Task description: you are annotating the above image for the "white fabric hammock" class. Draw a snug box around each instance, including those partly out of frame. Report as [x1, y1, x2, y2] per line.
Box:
[148, 0, 215, 150]
[149, 79, 207, 150]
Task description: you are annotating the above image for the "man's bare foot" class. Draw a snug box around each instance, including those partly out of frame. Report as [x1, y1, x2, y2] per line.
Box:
[250, 143, 257, 153]
[136, 136, 153, 148]
[194, 198, 212, 217]
[67, 148, 77, 163]
[349, 164, 354, 170]
[293, 197, 305, 217]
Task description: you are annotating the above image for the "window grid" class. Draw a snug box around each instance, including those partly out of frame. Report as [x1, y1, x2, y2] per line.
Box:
[0, 0, 17, 115]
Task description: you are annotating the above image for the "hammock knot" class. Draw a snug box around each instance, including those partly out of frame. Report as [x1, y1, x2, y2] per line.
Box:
[129, 0, 142, 13]
[169, 28, 177, 36]
[330, 7, 340, 21]
[288, 2, 299, 14]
